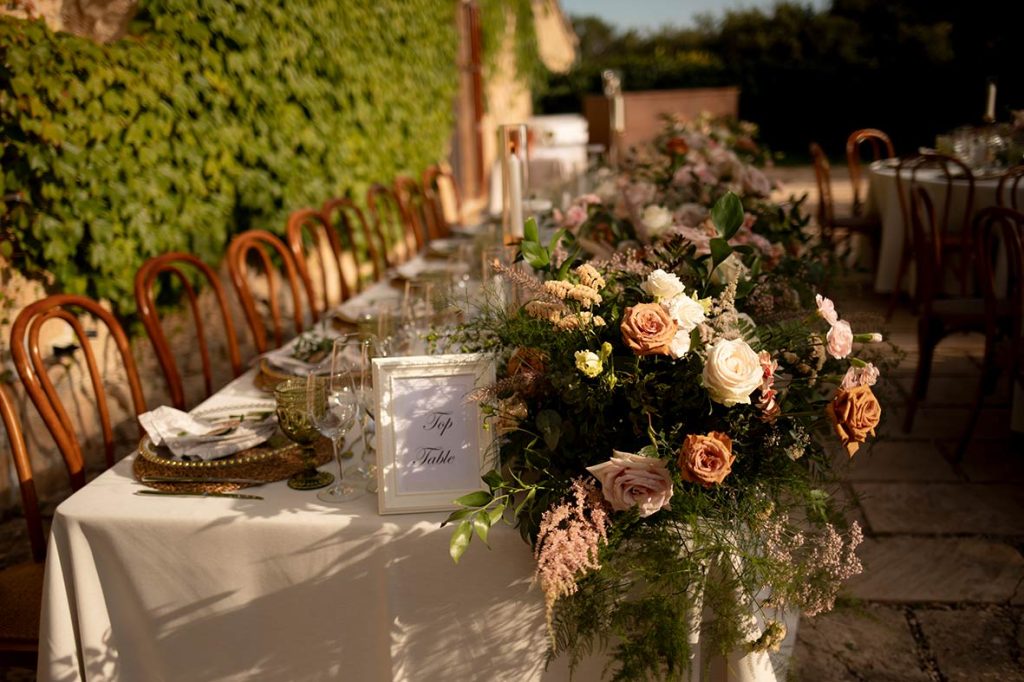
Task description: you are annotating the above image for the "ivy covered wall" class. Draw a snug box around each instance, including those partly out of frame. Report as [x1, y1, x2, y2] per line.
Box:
[0, 0, 459, 315]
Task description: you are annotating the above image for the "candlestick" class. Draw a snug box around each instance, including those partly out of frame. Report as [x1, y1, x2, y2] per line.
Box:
[500, 124, 529, 246]
[984, 81, 997, 123]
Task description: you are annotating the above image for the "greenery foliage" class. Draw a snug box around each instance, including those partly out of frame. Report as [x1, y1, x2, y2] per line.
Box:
[479, 0, 545, 89]
[0, 1, 459, 315]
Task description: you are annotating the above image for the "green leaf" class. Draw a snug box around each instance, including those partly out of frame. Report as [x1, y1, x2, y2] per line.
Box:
[440, 508, 473, 527]
[449, 520, 472, 563]
[520, 239, 549, 269]
[472, 513, 491, 545]
[523, 216, 540, 243]
[481, 469, 503, 489]
[514, 486, 536, 519]
[487, 503, 506, 526]
[709, 237, 733, 268]
[536, 409, 562, 450]
[711, 191, 744, 239]
[547, 227, 567, 255]
[454, 490, 492, 508]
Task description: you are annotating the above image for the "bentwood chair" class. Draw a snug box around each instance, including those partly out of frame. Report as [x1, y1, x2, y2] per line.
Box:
[286, 208, 355, 321]
[394, 175, 439, 249]
[322, 196, 384, 288]
[846, 128, 895, 217]
[903, 187, 986, 431]
[0, 383, 45, 668]
[996, 165, 1024, 210]
[367, 183, 415, 266]
[423, 163, 463, 235]
[10, 294, 148, 478]
[810, 142, 881, 262]
[135, 253, 243, 410]
[887, 153, 976, 319]
[226, 229, 312, 354]
[955, 207, 1024, 457]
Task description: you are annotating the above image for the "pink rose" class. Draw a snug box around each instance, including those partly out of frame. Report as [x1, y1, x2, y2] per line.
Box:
[815, 294, 839, 326]
[563, 204, 588, 229]
[586, 451, 674, 517]
[826, 320, 853, 359]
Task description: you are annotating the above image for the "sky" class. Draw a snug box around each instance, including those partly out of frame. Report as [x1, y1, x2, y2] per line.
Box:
[560, 0, 831, 32]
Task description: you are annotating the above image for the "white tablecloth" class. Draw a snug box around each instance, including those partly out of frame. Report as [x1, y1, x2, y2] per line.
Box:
[869, 162, 1024, 293]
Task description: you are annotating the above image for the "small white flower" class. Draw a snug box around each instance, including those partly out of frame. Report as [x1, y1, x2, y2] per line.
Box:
[642, 268, 685, 301]
[668, 329, 692, 358]
[641, 204, 674, 237]
[574, 350, 603, 378]
[664, 293, 706, 332]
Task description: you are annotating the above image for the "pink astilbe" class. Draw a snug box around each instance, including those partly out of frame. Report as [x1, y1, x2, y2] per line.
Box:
[535, 479, 610, 635]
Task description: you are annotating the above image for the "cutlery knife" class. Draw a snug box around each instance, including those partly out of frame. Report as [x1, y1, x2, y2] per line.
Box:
[135, 490, 263, 500]
[141, 475, 269, 485]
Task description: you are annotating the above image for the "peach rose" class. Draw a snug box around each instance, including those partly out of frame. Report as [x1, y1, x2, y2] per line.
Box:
[678, 432, 735, 487]
[586, 451, 674, 517]
[620, 303, 678, 357]
[825, 385, 881, 456]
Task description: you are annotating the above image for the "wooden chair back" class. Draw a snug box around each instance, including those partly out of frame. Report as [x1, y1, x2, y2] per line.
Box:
[0, 383, 44, 563]
[423, 163, 463, 234]
[997, 165, 1024, 210]
[10, 294, 147, 482]
[321, 197, 383, 288]
[973, 207, 1024, 338]
[809, 142, 836, 240]
[846, 129, 895, 216]
[226, 229, 311, 354]
[286, 208, 353, 321]
[135, 253, 243, 410]
[367, 183, 413, 265]
[394, 175, 438, 250]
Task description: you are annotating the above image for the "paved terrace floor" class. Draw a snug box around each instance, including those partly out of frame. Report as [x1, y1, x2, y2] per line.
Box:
[1, 166, 1022, 681]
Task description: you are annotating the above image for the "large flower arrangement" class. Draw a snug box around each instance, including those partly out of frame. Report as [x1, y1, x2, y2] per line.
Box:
[445, 199, 884, 680]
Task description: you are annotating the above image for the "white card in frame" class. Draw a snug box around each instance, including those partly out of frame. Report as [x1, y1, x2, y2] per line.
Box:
[372, 353, 496, 514]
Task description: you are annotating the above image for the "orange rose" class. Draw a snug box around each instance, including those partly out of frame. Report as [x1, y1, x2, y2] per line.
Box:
[507, 347, 547, 397]
[665, 136, 689, 156]
[825, 385, 881, 456]
[620, 303, 678, 356]
[678, 432, 735, 487]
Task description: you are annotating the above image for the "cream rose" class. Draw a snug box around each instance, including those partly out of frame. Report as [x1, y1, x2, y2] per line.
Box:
[620, 303, 678, 357]
[678, 432, 735, 487]
[825, 385, 881, 456]
[641, 204, 674, 237]
[703, 338, 763, 406]
[665, 293, 706, 332]
[574, 350, 603, 378]
[641, 269, 685, 301]
[586, 451, 674, 517]
[826, 320, 853, 359]
[668, 330, 692, 358]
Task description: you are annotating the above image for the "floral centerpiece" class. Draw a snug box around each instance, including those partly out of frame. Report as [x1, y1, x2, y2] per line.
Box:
[444, 197, 884, 680]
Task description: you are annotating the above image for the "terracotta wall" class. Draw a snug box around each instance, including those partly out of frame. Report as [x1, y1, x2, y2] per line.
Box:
[584, 86, 741, 149]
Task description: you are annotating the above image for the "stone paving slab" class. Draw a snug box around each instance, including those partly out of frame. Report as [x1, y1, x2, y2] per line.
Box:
[895, 375, 1010, 407]
[845, 537, 1024, 603]
[853, 482, 1024, 535]
[789, 604, 929, 681]
[915, 607, 1024, 681]
[946, 442, 1024, 484]
[878, 407, 1009, 441]
[836, 440, 959, 482]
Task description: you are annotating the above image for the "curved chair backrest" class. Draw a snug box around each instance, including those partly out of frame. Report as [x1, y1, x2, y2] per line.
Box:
[286, 208, 353, 320]
[973, 207, 1024, 332]
[394, 175, 438, 249]
[0, 383, 45, 563]
[322, 197, 383, 287]
[996, 165, 1024, 211]
[846, 129, 895, 216]
[226, 229, 311, 354]
[10, 294, 147, 482]
[367, 182, 414, 266]
[809, 142, 835, 239]
[135, 253, 243, 410]
[423, 163, 462, 235]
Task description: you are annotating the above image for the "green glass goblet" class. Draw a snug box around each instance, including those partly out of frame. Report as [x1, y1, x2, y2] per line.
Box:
[275, 377, 334, 491]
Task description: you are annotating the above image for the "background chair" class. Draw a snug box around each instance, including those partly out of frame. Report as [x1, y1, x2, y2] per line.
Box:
[367, 183, 415, 266]
[286, 208, 354, 321]
[226, 229, 311, 354]
[321, 196, 383, 288]
[422, 163, 463, 234]
[135, 253, 243, 410]
[810, 141, 881, 264]
[10, 294, 147, 480]
[394, 175, 439, 249]
[846, 128, 895, 217]
[996, 165, 1024, 210]
[955, 206, 1024, 457]
[0, 383, 44, 669]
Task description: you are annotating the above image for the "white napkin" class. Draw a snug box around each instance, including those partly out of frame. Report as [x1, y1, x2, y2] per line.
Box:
[334, 286, 402, 323]
[139, 405, 277, 461]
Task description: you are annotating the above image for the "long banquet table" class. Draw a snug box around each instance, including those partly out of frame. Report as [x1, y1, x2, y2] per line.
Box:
[38, 264, 792, 682]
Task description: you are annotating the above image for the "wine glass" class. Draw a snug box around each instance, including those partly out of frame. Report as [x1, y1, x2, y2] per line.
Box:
[334, 334, 382, 494]
[310, 341, 364, 503]
[275, 377, 334, 491]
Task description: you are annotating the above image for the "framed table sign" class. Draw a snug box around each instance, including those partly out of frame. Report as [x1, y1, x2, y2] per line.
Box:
[372, 354, 496, 514]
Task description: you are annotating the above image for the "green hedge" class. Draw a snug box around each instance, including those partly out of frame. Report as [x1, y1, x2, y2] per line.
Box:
[0, 0, 459, 315]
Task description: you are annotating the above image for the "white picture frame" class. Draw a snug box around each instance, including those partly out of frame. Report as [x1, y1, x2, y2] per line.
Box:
[372, 353, 496, 514]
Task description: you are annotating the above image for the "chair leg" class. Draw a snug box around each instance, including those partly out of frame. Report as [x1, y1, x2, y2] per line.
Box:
[903, 318, 936, 432]
[954, 339, 995, 461]
[886, 242, 911, 322]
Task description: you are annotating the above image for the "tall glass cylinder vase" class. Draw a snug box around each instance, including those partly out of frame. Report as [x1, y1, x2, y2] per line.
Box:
[602, 69, 624, 168]
[500, 124, 529, 246]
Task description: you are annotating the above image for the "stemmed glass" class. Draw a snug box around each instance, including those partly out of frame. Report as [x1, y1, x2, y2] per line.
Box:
[310, 339, 364, 503]
[275, 377, 334, 491]
[334, 334, 382, 494]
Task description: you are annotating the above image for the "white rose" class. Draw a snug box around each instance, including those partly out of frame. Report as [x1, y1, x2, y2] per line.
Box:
[641, 205, 674, 237]
[703, 338, 763, 407]
[711, 252, 749, 285]
[641, 268, 685, 301]
[664, 293, 706, 332]
[668, 329, 692, 358]
[574, 350, 603, 378]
